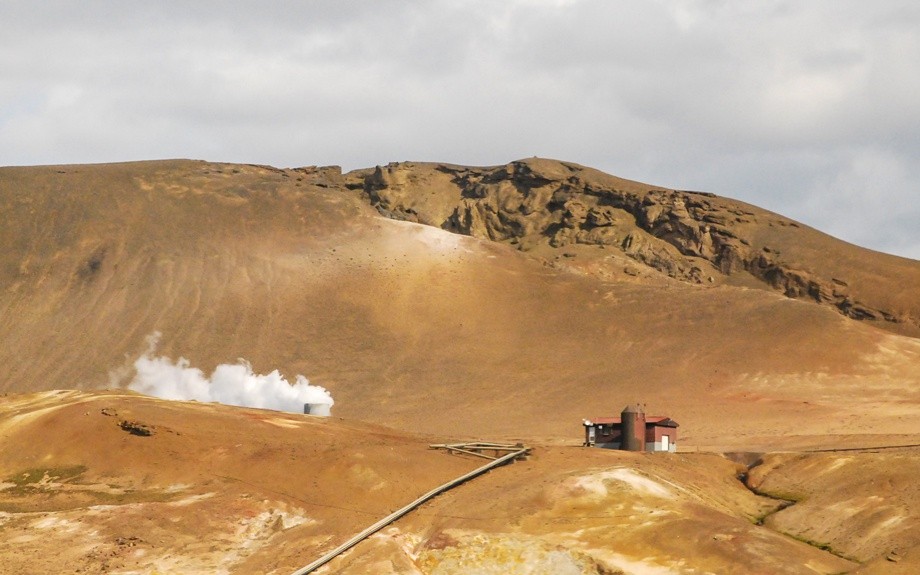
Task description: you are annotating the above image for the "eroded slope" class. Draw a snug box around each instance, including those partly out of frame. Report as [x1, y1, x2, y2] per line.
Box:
[0, 390, 475, 574]
[359, 158, 920, 335]
[747, 448, 920, 564]
[1, 160, 918, 449]
[8, 391, 914, 574]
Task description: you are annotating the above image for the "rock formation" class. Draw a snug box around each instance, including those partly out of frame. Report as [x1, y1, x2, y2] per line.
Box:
[359, 158, 917, 332]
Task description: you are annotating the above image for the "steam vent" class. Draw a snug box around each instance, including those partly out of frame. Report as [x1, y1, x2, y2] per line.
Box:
[583, 404, 678, 452]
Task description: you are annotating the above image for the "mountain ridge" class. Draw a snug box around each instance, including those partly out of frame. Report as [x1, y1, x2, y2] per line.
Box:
[355, 157, 920, 335]
[1, 158, 918, 448]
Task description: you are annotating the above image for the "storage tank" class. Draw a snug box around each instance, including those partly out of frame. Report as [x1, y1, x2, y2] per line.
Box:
[620, 404, 646, 451]
[304, 402, 332, 417]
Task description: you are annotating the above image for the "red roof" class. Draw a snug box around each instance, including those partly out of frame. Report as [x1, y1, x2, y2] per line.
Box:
[648, 416, 675, 424]
[586, 416, 677, 426]
[590, 417, 619, 424]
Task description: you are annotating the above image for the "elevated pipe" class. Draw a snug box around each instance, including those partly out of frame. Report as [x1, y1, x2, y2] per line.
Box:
[289, 445, 529, 575]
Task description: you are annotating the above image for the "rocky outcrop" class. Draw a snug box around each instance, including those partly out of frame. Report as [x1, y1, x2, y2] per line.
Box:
[360, 159, 912, 329]
[747, 255, 900, 323]
[118, 420, 154, 436]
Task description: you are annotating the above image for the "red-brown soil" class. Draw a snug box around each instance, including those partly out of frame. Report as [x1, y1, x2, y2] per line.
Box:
[1, 159, 919, 573]
[4, 391, 918, 574]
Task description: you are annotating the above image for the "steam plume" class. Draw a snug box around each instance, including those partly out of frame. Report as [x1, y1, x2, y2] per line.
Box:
[126, 333, 333, 414]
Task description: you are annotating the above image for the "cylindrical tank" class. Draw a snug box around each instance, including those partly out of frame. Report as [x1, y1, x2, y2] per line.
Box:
[304, 402, 332, 417]
[621, 404, 646, 451]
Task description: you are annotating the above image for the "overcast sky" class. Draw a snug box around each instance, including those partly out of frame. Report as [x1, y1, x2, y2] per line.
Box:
[2, 1, 919, 259]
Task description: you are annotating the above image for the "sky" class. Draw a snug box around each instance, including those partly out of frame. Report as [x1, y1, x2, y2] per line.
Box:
[2, 1, 919, 259]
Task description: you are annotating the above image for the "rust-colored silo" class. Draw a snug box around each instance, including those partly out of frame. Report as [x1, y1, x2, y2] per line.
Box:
[620, 404, 646, 451]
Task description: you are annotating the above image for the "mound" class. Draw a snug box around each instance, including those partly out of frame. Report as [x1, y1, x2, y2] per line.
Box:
[0, 390, 474, 573]
[7, 391, 918, 574]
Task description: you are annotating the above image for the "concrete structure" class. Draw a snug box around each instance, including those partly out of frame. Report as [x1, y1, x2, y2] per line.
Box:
[304, 402, 332, 416]
[583, 405, 678, 452]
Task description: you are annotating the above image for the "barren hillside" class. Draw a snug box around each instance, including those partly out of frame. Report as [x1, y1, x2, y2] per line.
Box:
[3, 391, 918, 574]
[1, 159, 919, 447]
[361, 159, 920, 335]
[2, 159, 920, 573]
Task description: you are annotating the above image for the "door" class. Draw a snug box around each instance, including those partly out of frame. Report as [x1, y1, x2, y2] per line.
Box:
[661, 435, 669, 451]
[587, 426, 596, 445]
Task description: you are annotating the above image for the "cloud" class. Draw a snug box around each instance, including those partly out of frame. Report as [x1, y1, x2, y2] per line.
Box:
[0, 1, 918, 258]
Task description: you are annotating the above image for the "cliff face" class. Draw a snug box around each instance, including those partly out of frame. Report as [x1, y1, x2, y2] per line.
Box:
[361, 158, 920, 334]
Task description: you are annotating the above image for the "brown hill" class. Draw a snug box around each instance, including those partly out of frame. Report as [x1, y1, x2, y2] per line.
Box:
[5, 390, 919, 574]
[2, 158, 920, 574]
[362, 158, 920, 332]
[1, 159, 919, 448]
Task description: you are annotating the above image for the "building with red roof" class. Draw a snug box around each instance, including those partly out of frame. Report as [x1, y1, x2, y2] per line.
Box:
[583, 404, 678, 452]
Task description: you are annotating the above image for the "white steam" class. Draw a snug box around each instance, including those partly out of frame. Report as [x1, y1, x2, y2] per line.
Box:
[126, 333, 333, 415]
